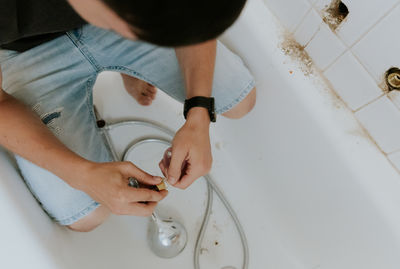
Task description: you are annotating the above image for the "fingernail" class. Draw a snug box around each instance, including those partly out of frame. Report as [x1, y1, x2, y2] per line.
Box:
[168, 177, 177, 184]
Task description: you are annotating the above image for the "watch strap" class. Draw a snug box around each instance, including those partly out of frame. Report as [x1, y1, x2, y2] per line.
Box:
[184, 96, 216, 122]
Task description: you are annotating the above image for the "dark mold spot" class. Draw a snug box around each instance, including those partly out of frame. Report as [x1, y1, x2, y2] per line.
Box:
[323, 1, 349, 31]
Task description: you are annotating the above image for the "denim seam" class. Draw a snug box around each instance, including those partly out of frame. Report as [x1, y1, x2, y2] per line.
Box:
[84, 74, 114, 162]
[57, 201, 100, 225]
[66, 31, 102, 72]
[215, 79, 256, 115]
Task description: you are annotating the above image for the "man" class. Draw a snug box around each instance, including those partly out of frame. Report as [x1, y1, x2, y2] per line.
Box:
[0, 0, 256, 232]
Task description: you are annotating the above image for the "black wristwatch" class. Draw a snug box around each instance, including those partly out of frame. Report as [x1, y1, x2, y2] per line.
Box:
[184, 96, 216, 122]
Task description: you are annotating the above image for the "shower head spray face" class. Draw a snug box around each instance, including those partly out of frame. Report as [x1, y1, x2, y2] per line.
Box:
[147, 214, 188, 259]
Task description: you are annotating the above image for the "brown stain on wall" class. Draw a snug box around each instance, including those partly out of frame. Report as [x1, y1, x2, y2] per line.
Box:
[280, 32, 314, 76]
[280, 31, 344, 110]
[322, 0, 348, 32]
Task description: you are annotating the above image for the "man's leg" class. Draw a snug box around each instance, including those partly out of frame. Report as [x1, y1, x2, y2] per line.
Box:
[222, 87, 256, 119]
[68, 205, 110, 232]
[74, 24, 256, 118]
[0, 29, 114, 231]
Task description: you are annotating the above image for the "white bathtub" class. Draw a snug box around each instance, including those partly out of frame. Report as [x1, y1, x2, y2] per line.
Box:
[2, 0, 400, 268]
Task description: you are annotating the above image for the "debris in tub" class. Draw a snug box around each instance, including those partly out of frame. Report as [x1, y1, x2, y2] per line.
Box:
[212, 220, 223, 234]
[280, 32, 345, 110]
[214, 241, 219, 246]
[280, 32, 314, 76]
[322, 0, 349, 32]
[215, 142, 222, 150]
[200, 247, 209, 255]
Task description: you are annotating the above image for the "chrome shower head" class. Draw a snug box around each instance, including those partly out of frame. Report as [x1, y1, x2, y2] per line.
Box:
[147, 212, 188, 259]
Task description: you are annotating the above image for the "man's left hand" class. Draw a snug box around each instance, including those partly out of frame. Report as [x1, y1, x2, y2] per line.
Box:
[159, 107, 212, 189]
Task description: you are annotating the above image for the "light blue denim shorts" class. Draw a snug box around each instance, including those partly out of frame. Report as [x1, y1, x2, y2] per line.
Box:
[0, 24, 255, 225]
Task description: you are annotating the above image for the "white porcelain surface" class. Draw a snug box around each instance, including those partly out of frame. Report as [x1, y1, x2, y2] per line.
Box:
[313, 0, 333, 11]
[308, 0, 320, 5]
[356, 96, 400, 153]
[263, 0, 311, 31]
[352, 4, 400, 83]
[305, 23, 346, 70]
[3, 0, 400, 268]
[324, 51, 383, 110]
[294, 8, 323, 46]
[388, 151, 400, 172]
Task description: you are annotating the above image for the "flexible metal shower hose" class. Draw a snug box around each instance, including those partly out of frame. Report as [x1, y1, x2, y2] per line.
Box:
[101, 119, 249, 269]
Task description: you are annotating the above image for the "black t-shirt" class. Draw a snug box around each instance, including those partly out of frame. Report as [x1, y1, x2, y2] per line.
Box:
[0, 0, 86, 52]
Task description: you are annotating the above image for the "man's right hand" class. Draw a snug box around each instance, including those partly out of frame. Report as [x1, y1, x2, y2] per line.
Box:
[73, 161, 168, 217]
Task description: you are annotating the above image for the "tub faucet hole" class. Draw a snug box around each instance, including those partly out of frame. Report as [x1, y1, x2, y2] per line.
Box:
[386, 68, 400, 91]
[338, 2, 349, 17]
[323, 1, 349, 31]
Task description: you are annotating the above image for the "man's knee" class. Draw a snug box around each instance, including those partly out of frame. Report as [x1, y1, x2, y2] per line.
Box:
[67, 205, 110, 232]
[222, 87, 256, 119]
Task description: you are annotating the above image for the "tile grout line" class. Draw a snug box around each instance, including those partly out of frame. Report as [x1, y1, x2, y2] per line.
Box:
[350, 50, 384, 88]
[304, 20, 323, 48]
[320, 48, 348, 73]
[293, 7, 313, 34]
[353, 94, 385, 113]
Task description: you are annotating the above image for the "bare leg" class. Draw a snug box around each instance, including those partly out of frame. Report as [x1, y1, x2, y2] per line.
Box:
[121, 74, 157, 106]
[67, 205, 111, 232]
[222, 87, 256, 119]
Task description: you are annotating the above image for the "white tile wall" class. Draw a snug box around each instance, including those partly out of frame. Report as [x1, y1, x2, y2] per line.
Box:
[352, 4, 400, 83]
[263, 0, 311, 31]
[355, 96, 400, 154]
[294, 9, 322, 46]
[308, 0, 320, 5]
[304, 23, 346, 70]
[324, 51, 383, 110]
[388, 151, 400, 171]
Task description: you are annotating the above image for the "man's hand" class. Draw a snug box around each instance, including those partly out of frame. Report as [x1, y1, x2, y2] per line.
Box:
[160, 107, 212, 189]
[1, 66, 166, 217]
[73, 161, 168, 216]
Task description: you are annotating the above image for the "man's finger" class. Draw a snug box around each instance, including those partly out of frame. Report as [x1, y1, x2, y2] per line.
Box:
[167, 147, 186, 185]
[159, 161, 167, 177]
[123, 187, 168, 203]
[173, 171, 198, 189]
[120, 161, 162, 185]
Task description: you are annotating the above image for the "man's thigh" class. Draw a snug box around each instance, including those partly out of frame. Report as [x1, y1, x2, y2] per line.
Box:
[72, 24, 256, 115]
[0, 35, 112, 225]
